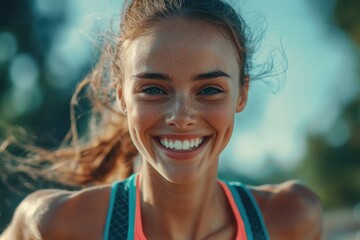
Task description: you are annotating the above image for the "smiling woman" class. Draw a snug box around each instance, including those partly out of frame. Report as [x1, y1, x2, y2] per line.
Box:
[119, 16, 246, 184]
[0, 0, 322, 239]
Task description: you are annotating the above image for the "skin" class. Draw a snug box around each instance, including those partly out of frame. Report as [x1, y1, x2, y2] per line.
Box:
[0, 16, 323, 240]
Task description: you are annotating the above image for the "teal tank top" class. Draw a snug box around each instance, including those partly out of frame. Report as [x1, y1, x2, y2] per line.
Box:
[103, 174, 269, 240]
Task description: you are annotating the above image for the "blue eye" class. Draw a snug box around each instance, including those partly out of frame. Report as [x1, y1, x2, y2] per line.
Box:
[199, 87, 223, 95]
[141, 86, 166, 95]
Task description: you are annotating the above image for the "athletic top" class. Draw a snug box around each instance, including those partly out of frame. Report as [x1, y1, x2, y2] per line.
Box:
[103, 174, 269, 240]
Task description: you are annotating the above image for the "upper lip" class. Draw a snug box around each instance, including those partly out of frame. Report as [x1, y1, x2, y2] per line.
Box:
[155, 135, 209, 140]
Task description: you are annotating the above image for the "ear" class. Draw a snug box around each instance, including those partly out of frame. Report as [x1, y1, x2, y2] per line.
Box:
[236, 77, 249, 113]
[116, 85, 127, 114]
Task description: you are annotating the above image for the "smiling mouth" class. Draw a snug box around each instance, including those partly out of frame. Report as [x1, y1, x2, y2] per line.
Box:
[157, 137, 207, 151]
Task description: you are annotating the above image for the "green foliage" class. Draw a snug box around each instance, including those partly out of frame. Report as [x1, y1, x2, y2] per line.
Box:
[300, 99, 360, 208]
[298, 0, 360, 209]
[334, 0, 360, 45]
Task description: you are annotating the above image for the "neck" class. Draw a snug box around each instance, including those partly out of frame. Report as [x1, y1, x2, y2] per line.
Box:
[138, 165, 233, 239]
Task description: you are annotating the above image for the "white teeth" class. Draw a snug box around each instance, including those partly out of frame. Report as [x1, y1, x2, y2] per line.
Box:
[164, 139, 169, 148]
[183, 140, 190, 150]
[190, 140, 195, 148]
[169, 140, 174, 148]
[174, 140, 182, 150]
[159, 137, 205, 151]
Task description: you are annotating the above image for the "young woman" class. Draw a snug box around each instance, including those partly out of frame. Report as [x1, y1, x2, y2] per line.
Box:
[0, 0, 322, 239]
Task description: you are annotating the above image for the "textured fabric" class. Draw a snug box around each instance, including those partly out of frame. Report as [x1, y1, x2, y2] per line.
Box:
[107, 180, 130, 240]
[231, 184, 269, 240]
[218, 181, 248, 240]
[104, 175, 269, 240]
[134, 175, 146, 240]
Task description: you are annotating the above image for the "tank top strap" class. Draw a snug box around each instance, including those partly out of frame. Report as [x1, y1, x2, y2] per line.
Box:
[227, 181, 270, 240]
[103, 174, 137, 240]
[103, 176, 269, 240]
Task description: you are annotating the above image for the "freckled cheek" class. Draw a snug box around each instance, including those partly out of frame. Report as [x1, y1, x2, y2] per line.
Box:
[127, 102, 160, 140]
[204, 102, 236, 151]
[125, 106, 158, 159]
[203, 102, 235, 127]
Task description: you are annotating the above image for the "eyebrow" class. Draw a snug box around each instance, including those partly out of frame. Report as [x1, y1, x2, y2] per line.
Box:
[133, 72, 171, 81]
[133, 70, 232, 81]
[194, 71, 231, 81]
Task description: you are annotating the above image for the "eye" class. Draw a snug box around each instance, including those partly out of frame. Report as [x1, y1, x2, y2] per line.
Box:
[198, 86, 224, 95]
[140, 86, 166, 95]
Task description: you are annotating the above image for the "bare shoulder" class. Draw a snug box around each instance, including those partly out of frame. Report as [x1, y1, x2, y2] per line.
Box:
[250, 180, 323, 240]
[1, 185, 112, 240]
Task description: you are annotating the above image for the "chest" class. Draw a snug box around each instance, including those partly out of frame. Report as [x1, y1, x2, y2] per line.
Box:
[104, 175, 269, 240]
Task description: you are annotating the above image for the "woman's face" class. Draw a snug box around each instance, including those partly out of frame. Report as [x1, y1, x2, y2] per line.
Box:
[119, 16, 248, 183]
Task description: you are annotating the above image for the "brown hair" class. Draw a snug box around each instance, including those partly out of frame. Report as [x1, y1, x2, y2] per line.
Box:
[1, 0, 252, 187]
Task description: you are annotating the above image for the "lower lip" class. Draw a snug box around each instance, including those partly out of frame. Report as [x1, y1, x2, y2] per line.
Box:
[154, 138, 209, 160]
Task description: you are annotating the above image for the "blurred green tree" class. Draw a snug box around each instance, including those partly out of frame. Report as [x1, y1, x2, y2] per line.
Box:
[0, 0, 74, 232]
[299, 0, 360, 209]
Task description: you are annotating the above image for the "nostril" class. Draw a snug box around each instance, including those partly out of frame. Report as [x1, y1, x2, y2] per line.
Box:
[165, 100, 197, 128]
[165, 114, 196, 129]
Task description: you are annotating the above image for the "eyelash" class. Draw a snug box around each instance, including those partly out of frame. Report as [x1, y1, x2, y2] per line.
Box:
[139, 86, 224, 96]
[198, 86, 224, 96]
[140, 86, 167, 95]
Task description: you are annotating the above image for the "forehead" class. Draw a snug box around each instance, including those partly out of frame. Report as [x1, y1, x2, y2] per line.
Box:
[123, 16, 240, 75]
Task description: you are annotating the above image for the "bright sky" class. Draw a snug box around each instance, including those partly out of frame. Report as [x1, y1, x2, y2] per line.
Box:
[222, 0, 357, 177]
[31, 0, 358, 179]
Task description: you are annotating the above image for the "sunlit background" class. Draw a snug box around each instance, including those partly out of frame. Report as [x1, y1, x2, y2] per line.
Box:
[0, 0, 359, 238]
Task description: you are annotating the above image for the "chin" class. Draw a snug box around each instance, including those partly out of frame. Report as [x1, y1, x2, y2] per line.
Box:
[159, 168, 202, 185]
[159, 162, 218, 185]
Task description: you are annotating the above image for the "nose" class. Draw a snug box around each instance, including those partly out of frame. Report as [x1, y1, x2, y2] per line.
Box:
[165, 94, 197, 129]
